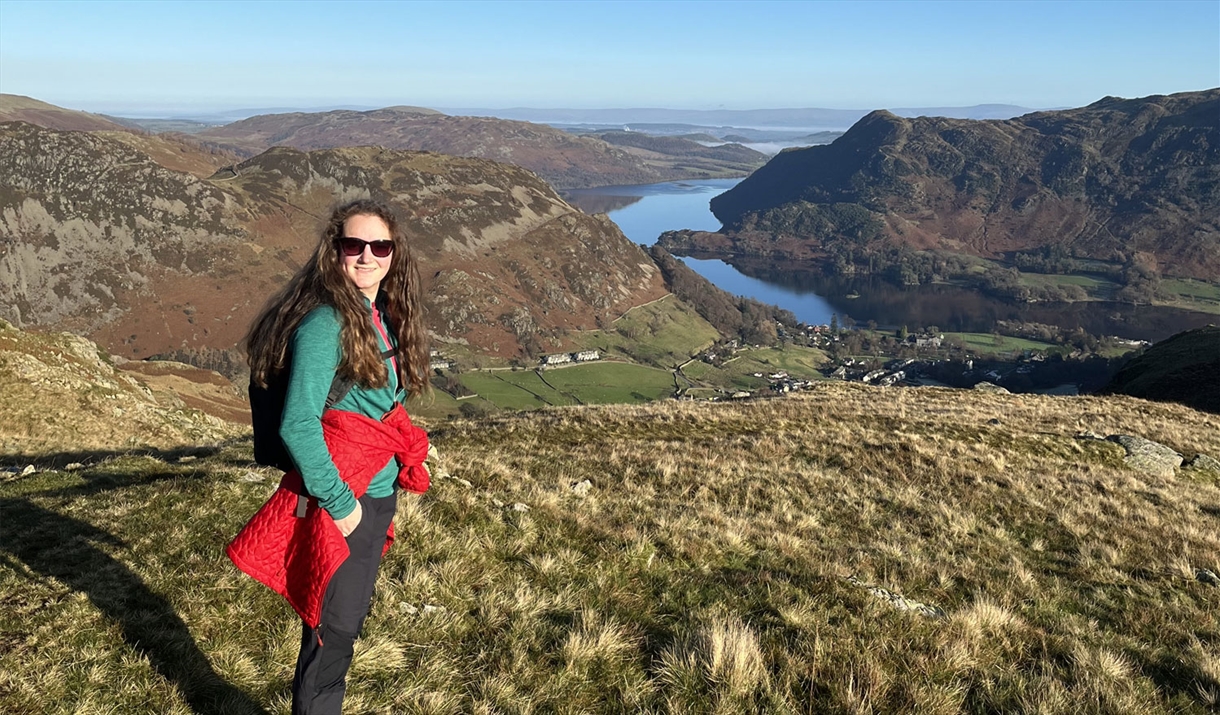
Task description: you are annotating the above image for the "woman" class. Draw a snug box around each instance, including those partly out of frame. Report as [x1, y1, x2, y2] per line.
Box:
[229, 199, 430, 714]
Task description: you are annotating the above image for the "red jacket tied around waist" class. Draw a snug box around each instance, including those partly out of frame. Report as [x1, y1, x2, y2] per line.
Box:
[227, 403, 429, 628]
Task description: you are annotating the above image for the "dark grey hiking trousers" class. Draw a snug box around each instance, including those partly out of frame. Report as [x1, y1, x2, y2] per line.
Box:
[292, 491, 397, 715]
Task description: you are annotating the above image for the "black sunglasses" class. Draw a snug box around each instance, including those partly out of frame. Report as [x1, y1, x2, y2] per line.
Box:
[337, 236, 395, 258]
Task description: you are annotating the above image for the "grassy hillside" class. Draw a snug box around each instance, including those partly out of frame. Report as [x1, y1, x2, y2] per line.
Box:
[3, 382, 1218, 713]
[0, 320, 244, 455]
[570, 294, 721, 368]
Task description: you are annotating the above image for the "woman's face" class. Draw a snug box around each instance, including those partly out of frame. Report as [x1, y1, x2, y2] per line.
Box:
[340, 214, 393, 300]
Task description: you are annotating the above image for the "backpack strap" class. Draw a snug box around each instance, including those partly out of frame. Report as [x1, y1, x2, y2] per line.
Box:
[323, 347, 398, 408]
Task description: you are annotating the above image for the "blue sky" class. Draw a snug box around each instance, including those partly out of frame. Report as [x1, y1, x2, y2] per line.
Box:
[0, 0, 1216, 115]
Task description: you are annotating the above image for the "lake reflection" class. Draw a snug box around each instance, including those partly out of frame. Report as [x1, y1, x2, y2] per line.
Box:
[728, 260, 1217, 342]
[566, 180, 1216, 342]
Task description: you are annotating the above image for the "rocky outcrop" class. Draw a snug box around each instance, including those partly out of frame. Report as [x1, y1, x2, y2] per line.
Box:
[1185, 453, 1220, 474]
[0, 121, 246, 338]
[1075, 430, 1205, 478]
[683, 90, 1219, 279]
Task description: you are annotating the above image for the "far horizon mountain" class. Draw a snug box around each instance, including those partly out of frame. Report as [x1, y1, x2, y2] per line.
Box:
[90, 102, 1038, 129]
[1, 95, 768, 190]
[441, 104, 1040, 129]
[195, 107, 767, 189]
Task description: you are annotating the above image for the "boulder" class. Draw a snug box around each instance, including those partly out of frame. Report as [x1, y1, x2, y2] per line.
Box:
[972, 382, 1009, 394]
[1185, 453, 1220, 474]
[1106, 434, 1183, 477]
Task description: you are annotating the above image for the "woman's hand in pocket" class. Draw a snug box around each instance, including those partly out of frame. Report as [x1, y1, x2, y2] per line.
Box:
[333, 500, 363, 537]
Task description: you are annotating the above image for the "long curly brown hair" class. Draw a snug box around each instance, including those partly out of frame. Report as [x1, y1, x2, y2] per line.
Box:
[246, 199, 429, 398]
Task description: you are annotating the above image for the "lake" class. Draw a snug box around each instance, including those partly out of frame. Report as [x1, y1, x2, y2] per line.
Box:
[563, 179, 837, 326]
[563, 180, 1217, 342]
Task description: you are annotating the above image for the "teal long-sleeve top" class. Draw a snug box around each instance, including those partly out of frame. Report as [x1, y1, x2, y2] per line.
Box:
[280, 301, 402, 520]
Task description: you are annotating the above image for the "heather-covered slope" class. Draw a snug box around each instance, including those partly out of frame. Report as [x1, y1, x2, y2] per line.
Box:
[0, 122, 667, 360]
[0, 93, 132, 133]
[693, 90, 1220, 279]
[198, 107, 761, 189]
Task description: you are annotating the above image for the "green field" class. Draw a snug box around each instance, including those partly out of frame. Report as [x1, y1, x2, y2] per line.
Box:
[406, 385, 465, 420]
[458, 372, 558, 411]
[945, 332, 1059, 354]
[681, 346, 829, 391]
[457, 363, 679, 410]
[570, 295, 719, 367]
[494, 370, 578, 406]
[1161, 278, 1220, 314]
[541, 362, 678, 404]
[1018, 272, 1115, 293]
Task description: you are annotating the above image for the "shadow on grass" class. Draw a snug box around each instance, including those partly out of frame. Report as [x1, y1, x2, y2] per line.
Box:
[1, 443, 226, 472]
[0, 437, 264, 481]
[0, 458, 269, 714]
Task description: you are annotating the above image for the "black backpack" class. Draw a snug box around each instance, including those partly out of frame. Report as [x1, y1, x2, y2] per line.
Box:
[250, 346, 397, 472]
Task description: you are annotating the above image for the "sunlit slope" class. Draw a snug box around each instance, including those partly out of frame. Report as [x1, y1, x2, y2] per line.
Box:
[688, 90, 1220, 280]
[2, 382, 1218, 712]
[0, 320, 243, 455]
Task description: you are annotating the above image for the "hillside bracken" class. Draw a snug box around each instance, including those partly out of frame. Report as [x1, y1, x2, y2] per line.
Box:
[1, 383, 1218, 713]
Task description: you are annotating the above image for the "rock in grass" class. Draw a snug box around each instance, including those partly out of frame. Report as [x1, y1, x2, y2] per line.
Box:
[1106, 434, 1183, 477]
[972, 382, 1009, 393]
[844, 576, 946, 619]
[426, 444, 452, 480]
[1185, 453, 1220, 474]
[570, 479, 593, 496]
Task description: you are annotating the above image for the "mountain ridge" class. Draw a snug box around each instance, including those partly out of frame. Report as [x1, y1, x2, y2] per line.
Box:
[671, 89, 1219, 280]
[0, 121, 669, 361]
[0, 94, 133, 133]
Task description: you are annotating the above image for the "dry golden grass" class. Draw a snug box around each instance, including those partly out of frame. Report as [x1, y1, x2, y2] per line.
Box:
[0, 322, 244, 455]
[2, 382, 1218, 713]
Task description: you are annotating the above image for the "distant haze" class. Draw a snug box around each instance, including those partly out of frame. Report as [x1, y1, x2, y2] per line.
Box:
[440, 105, 1038, 132]
[111, 104, 1036, 132]
[1, 1, 1214, 114]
